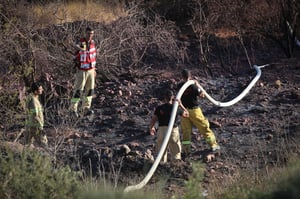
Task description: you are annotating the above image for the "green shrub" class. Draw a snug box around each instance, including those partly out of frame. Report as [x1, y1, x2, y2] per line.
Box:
[183, 162, 205, 199]
[79, 188, 160, 199]
[220, 159, 300, 199]
[251, 161, 300, 199]
[0, 147, 163, 199]
[0, 148, 81, 199]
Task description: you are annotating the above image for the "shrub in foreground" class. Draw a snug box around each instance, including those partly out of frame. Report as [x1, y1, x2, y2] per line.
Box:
[0, 148, 81, 199]
[0, 147, 161, 199]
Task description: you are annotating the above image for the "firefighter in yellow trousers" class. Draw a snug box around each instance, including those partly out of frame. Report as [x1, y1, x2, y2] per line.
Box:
[178, 69, 220, 156]
[25, 82, 48, 147]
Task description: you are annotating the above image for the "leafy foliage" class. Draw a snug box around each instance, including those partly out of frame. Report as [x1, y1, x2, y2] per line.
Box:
[183, 162, 205, 199]
[0, 148, 81, 199]
[220, 159, 300, 199]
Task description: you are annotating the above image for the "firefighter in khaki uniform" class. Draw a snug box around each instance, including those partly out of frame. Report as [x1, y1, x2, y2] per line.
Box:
[178, 69, 220, 156]
[71, 27, 97, 117]
[25, 82, 48, 147]
[149, 90, 188, 163]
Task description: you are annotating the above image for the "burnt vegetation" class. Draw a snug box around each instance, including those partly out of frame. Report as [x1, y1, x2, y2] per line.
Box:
[0, 0, 300, 198]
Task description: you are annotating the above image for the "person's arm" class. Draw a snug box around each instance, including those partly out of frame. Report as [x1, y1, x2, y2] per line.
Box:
[29, 99, 43, 130]
[35, 101, 44, 130]
[149, 114, 158, 135]
[175, 99, 189, 118]
[74, 38, 86, 51]
[74, 42, 83, 51]
[194, 80, 205, 98]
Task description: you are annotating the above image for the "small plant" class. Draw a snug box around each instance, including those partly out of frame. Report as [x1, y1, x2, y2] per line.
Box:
[219, 158, 300, 199]
[0, 146, 163, 199]
[0, 148, 82, 199]
[183, 162, 205, 199]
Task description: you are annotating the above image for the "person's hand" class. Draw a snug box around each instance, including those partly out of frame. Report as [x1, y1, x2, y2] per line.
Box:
[150, 127, 156, 135]
[200, 91, 205, 98]
[174, 98, 180, 104]
[194, 80, 200, 87]
[182, 110, 189, 118]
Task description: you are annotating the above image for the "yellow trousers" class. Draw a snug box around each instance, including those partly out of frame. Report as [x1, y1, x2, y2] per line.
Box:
[71, 69, 95, 112]
[156, 126, 181, 163]
[180, 107, 218, 154]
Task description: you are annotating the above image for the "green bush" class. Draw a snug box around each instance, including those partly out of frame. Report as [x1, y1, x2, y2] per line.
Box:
[183, 162, 205, 199]
[220, 159, 300, 199]
[251, 164, 300, 199]
[79, 189, 160, 199]
[0, 147, 162, 199]
[0, 148, 81, 199]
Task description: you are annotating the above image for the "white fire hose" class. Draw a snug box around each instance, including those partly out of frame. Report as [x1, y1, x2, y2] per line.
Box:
[124, 64, 268, 193]
[199, 64, 268, 107]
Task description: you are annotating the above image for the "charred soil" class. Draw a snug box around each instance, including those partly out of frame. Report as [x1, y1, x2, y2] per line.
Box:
[3, 52, 300, 199]
[46, 57, 300, 197]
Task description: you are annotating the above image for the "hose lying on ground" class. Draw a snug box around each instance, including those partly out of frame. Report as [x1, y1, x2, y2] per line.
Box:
[124, 64, 268, 193]
[198, 64, 268, 107]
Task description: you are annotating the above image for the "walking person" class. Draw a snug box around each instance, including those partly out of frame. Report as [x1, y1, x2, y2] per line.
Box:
[178, 69, 220, 157]
[71, 27, 97, 117]
[149, 89, 188, 163]
[25, 82, 48, 147]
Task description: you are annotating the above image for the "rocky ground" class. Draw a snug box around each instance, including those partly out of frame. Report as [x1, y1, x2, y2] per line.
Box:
[58, 56, 300, 195]
[4, 56, 300, 198]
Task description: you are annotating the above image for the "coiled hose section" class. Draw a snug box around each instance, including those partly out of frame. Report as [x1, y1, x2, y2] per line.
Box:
[124, 64, 268, 193]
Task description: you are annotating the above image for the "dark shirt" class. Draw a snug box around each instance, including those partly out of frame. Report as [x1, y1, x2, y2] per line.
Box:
[178, 82, 199, 109]
[154, 103, 181, 127]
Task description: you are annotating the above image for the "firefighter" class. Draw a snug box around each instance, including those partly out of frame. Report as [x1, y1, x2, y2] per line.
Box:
[178, 69, 220, 157]
[71, 27, 97, 117]
[149, 89, 188, 163]
[25, 82, 48, 147]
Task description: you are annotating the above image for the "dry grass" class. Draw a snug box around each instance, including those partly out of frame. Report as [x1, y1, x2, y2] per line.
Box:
[213, 28, 239, 38]
[31, 1, 127, 26]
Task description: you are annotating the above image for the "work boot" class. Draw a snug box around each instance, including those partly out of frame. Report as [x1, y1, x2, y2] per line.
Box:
[72, 111, 79, 118]
[84, 109, 94, 116]
[211, 145, 221, 155]
[181, 152, 190, 161]
[84, 109, 94, 121]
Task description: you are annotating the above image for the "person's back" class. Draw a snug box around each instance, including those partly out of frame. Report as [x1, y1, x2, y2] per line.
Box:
[179, 82, 199, 109]
[155, 103, 173, 126]
[178, 69, 220, 157]
[150, 90, 182, 163]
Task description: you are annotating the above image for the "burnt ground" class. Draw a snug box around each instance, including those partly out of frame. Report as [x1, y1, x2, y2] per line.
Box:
[3, 56, 300, 198]
[53, 56, 299, 196]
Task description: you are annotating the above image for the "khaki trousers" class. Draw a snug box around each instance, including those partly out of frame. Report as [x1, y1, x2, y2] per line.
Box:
[156, 126, 181, 163]
[71, 69, 95, 112]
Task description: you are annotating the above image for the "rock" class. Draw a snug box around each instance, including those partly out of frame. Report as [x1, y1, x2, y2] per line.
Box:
[275, 79, 282, 88]
[206, 154, 215, 162]
[144, 149, 154, 161]
[116, 144, 131, 155]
